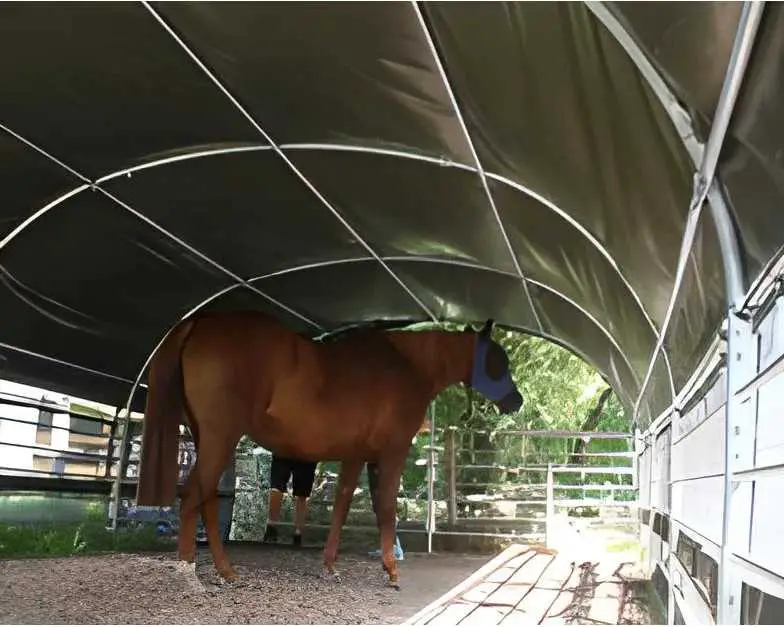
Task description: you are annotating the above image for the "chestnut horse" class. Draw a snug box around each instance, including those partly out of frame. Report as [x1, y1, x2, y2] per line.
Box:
[136, 311, 522, 588]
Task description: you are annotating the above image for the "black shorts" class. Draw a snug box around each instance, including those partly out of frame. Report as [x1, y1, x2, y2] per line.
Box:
[269, 455, 317, 498]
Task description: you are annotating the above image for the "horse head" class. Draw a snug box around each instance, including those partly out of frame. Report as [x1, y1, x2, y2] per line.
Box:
[466, 319, 523, 414]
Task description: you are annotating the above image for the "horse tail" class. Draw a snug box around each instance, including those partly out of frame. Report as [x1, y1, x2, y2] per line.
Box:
[136, 319, 196, 507]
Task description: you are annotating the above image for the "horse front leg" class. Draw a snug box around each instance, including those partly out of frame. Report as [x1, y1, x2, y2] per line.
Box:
[322, 458, 363, 578]
[375, 453, 408, 590]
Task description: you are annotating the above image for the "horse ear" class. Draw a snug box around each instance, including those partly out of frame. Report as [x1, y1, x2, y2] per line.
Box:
[479, 319, 494, 338]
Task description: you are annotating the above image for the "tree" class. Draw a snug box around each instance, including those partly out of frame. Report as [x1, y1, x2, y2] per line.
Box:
[569, 386, 613, 464]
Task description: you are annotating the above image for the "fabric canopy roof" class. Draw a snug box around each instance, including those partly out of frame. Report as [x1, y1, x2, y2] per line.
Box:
[1, 1, 783, 425]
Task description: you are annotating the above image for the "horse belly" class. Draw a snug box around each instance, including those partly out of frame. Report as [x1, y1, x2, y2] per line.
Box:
[248, 402, 370, 462]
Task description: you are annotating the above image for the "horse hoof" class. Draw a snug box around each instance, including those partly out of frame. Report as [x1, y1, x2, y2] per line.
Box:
[220, 568, 239, 582]
[175, 560, 206, 593]
[321, 569, 341, 584]
[388, 581, 401, 591]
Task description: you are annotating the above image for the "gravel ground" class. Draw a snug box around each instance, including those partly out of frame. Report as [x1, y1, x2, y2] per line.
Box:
[0, 545, 488, 624]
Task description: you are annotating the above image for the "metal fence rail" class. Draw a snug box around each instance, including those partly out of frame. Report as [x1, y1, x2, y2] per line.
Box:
[1, 391, 638, 554]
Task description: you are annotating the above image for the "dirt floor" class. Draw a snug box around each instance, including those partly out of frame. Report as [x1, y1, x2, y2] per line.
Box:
[0, 544, 490, 624]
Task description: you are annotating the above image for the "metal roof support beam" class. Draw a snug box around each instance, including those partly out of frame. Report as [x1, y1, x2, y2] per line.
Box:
[111, 250, 644, 520]
[97, 141, 661, 342]
[242, 254, 639, 390]
[70, 139, 676, 389]
[109, 277, 325, 528]
[587, 1, 747, 312]
[583, 2, 704, 166]
[0, 341, 135, 386]
[134, 254, 638, 383]
[0, 125, 323, 527]
[0, 126, 318, 332]
[128, 254, 638, 404]
[97, 188, 322, 330]
[141, 2, 438, 324]
[411, 1, 543, 333]
[631, 1, 764, 422]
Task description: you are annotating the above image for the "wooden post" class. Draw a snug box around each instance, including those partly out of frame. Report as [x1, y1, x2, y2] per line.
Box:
[445, 428, 457, 526]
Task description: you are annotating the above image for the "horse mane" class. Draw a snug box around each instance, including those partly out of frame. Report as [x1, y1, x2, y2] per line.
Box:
[384, 328, 476, 393]
[311, 321, 476, 394]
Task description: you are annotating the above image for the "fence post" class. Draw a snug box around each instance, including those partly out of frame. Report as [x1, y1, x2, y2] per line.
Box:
[110, 414, 133, 530]
[103, 406, 120, 479]
[545, 463, 555, 549]
[445, 428, 457, 526]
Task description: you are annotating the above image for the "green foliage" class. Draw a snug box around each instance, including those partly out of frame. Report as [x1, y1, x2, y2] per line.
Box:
[0, 521, 174, 559]
[432, 326, 621, 433]
[230, 447, 272, 541]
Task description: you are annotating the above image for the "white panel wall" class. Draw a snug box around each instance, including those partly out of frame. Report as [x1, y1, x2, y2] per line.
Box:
[651, 426, 671, 514]
[639, 446, 651, 508]
[750, 475, 784, 578]
[755, 372, 784, 469]
[757, 298, 784, 373]
[672, 406, 724, 483]
[745, 306, 784, 581]
[637, 268, 784, 624]
[671, 476, 724, 545]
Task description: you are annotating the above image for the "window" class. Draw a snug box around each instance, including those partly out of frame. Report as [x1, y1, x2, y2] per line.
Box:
[677, 533, 696, 574]
[676, 531, 718, 619]
[64, 461, 102, 477]
[661, 514, 671, 543]
[70, 416, 104, 437]
[32, 455, 53, 472]
[742, 583, 784, 625]
[35, 403, 54, 445]
[674, 603, 685, 624]
[652, 564, 670, 617]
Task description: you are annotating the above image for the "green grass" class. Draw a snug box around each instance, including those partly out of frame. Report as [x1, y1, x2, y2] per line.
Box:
[0, 521, 175, 560]
[0, 493, 107, 525]
[606, 538, 641, 553]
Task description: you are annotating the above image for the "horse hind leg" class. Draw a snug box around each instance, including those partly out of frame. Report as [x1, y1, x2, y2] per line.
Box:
[179, 433, 240, 581]
[177, 467, 200, 563]
[200, 492, 234, 580]
[322, 458, 363, 578]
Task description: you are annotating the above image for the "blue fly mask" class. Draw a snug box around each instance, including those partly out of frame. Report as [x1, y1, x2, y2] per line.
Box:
[469, 320, 523, 414]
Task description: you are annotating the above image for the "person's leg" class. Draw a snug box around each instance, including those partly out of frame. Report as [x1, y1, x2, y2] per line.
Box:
[264, 455, 292, 542]
[291, 460, 318, 546]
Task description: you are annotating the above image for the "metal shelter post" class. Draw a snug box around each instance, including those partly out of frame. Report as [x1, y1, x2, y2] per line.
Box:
[613, 1, 764, 622]
[110, 408, 133, 530]
[445, 426, 458, 526]
[426, 400, 437, 554]
[545, 463, 555, 550]
[103, 405, 121, 480]
[632, 0, 765, 422]
[718, 312, 754, 624]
